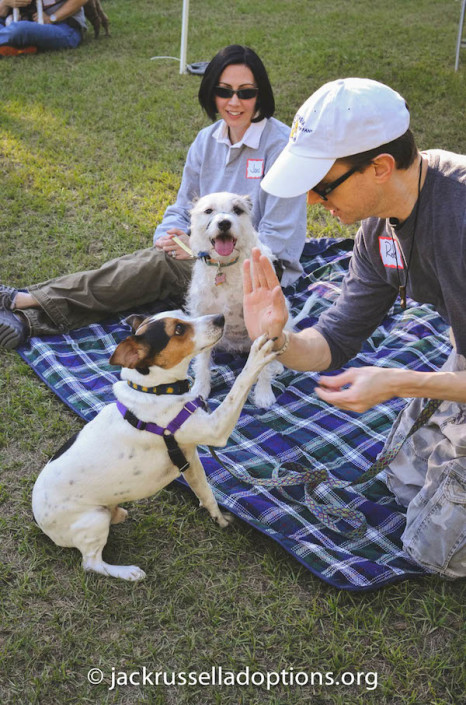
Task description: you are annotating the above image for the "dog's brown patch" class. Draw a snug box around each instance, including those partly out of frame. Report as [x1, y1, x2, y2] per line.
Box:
[110, 317, 196, 370]
[109, 337, 150, 368]
[149, 318, 196, 369]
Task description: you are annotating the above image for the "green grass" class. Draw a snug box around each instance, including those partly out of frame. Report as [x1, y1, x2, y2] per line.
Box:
[1, 1, 465, 703]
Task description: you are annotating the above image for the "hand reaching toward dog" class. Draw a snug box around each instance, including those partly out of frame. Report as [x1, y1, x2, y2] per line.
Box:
[243, 248, 288, 344]
[316, 366, 398, 413]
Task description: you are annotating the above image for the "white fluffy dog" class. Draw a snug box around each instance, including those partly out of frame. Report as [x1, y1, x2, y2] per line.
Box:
[186, 192, 284, 408]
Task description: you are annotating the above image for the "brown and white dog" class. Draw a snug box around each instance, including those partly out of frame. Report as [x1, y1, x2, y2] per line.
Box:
[186, 192, 285, 408]
[32, 311, 276, 581]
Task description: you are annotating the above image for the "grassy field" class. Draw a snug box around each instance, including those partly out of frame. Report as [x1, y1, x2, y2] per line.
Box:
[1, 1, 465, 703]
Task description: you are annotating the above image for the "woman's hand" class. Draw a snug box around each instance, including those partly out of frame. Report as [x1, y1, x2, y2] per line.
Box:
[243, 248, 289, 343]
[155, 229, 193, 260]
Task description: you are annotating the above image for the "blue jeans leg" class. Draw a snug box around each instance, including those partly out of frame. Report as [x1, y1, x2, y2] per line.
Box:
[0, 21, 81, 50]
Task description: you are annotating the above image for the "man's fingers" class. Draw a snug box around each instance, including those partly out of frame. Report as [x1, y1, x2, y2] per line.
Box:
[261, 255, 280, 289]
[243, 259, 252, 295]
[317, 370, 353, 390]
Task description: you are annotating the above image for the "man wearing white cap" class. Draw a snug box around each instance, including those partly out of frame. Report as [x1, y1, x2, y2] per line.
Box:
[243, 78, 466, 578]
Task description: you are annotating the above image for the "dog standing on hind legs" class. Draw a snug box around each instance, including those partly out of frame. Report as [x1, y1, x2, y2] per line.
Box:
[32, 311, 277, 581]
[186, 192, 286, 408]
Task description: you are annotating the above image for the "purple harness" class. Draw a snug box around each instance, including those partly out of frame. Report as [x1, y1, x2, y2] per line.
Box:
[116, 397, 206, 473]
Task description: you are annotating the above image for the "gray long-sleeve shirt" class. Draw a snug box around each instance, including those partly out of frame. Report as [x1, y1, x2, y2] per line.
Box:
[314, 150, 466, 368]
[153, 118, 307, 287]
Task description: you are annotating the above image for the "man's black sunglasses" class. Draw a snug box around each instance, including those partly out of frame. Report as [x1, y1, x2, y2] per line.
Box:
[213, 86, 259, 100]
[313, 163, 370, 201]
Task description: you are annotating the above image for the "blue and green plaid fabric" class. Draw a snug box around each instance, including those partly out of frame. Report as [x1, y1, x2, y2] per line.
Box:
[18, 239, 451, 591]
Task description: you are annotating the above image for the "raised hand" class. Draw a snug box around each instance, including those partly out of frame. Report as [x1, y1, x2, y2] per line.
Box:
[243, 248, 288, 342]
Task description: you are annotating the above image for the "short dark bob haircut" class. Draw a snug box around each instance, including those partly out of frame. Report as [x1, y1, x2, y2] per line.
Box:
[340, 128, 418, 172]
[198, 45, 275, 123]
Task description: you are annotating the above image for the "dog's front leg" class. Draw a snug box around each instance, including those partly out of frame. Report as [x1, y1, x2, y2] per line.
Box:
[191, 349, 213, 400]
[184, 452, 233, 527]
[252, 359, 284, 408]
[184, 335, 277, 447]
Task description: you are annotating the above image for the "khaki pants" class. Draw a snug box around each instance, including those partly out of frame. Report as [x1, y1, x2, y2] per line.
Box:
[18, 247, 194, 336]
[385, 349, 466, 578]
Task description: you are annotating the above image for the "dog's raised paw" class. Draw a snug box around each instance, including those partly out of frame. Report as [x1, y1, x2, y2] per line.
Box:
[248, 335, 277, 366]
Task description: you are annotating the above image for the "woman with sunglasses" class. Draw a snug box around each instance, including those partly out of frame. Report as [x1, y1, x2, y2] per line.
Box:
[0, 44, 306, 347]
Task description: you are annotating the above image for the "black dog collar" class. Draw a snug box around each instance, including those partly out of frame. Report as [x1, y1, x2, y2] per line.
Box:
[126, 379, 192, 395]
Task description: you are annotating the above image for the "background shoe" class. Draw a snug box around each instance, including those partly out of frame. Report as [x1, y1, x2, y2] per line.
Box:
[0, 310, 28, 349]
[0, 284, 19, 310]
[0, 45, 37, 57]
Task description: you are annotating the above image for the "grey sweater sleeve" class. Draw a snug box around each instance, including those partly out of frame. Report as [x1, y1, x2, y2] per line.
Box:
[153, 135, 203, 241]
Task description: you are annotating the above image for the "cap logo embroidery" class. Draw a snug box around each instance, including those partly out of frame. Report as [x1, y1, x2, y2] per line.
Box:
[289, 114, 313, 143]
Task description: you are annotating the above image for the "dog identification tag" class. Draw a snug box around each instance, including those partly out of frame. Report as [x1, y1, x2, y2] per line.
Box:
[215, 272, 226, 285]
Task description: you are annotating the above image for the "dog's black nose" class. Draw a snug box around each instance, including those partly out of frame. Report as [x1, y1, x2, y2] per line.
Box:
[217, 219, 231, 232]
[213, 314, 225, 328]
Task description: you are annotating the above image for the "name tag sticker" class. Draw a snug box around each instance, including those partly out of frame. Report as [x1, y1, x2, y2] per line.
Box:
[379, 236, 404, 269]
[246, 159, 264, 179]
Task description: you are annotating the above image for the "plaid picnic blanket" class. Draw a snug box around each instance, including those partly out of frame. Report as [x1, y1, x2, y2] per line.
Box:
[18, 239, 452, 591]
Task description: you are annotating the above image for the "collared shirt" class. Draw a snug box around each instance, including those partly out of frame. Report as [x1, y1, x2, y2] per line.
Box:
[212, 119, 268, 162]
[153, 117, 307, 287]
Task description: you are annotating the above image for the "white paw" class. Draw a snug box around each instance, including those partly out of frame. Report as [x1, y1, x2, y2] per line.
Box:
[216, 511, 234, 528]
[252, 384, 276, 408]
[115, 565, 146, 581]
[246, 335, 277, 371]
[111, 507, 128, 525]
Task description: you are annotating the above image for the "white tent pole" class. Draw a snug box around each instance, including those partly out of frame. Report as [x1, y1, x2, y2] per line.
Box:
[179, 0, 189, 74]
[150, 0, 190, 72]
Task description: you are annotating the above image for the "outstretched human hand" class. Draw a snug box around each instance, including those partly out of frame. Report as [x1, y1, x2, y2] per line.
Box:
[243, 248, 288, 341]
[316, 366, 397, 413]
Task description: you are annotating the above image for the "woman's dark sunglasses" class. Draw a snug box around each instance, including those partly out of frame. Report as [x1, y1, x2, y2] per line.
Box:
[214, 86, 259, 100]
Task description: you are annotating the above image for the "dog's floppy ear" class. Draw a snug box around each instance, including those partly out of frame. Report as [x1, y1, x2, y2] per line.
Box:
[125, 315, 146, 333]
[109, 337, 149, 368]
[240, 195, 253, 213]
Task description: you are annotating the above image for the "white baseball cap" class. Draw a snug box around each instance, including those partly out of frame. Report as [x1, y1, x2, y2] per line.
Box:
[262, 77, 410, 198]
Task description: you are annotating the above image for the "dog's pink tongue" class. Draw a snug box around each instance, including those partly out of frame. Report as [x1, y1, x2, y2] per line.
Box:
[215, 238, 235, 257]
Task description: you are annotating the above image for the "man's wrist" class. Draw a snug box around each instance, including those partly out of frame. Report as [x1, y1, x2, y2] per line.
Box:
[273, 330, 290, 355]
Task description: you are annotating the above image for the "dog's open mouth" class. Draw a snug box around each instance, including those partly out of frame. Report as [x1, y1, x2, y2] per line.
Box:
[211, 234, 237, 257]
